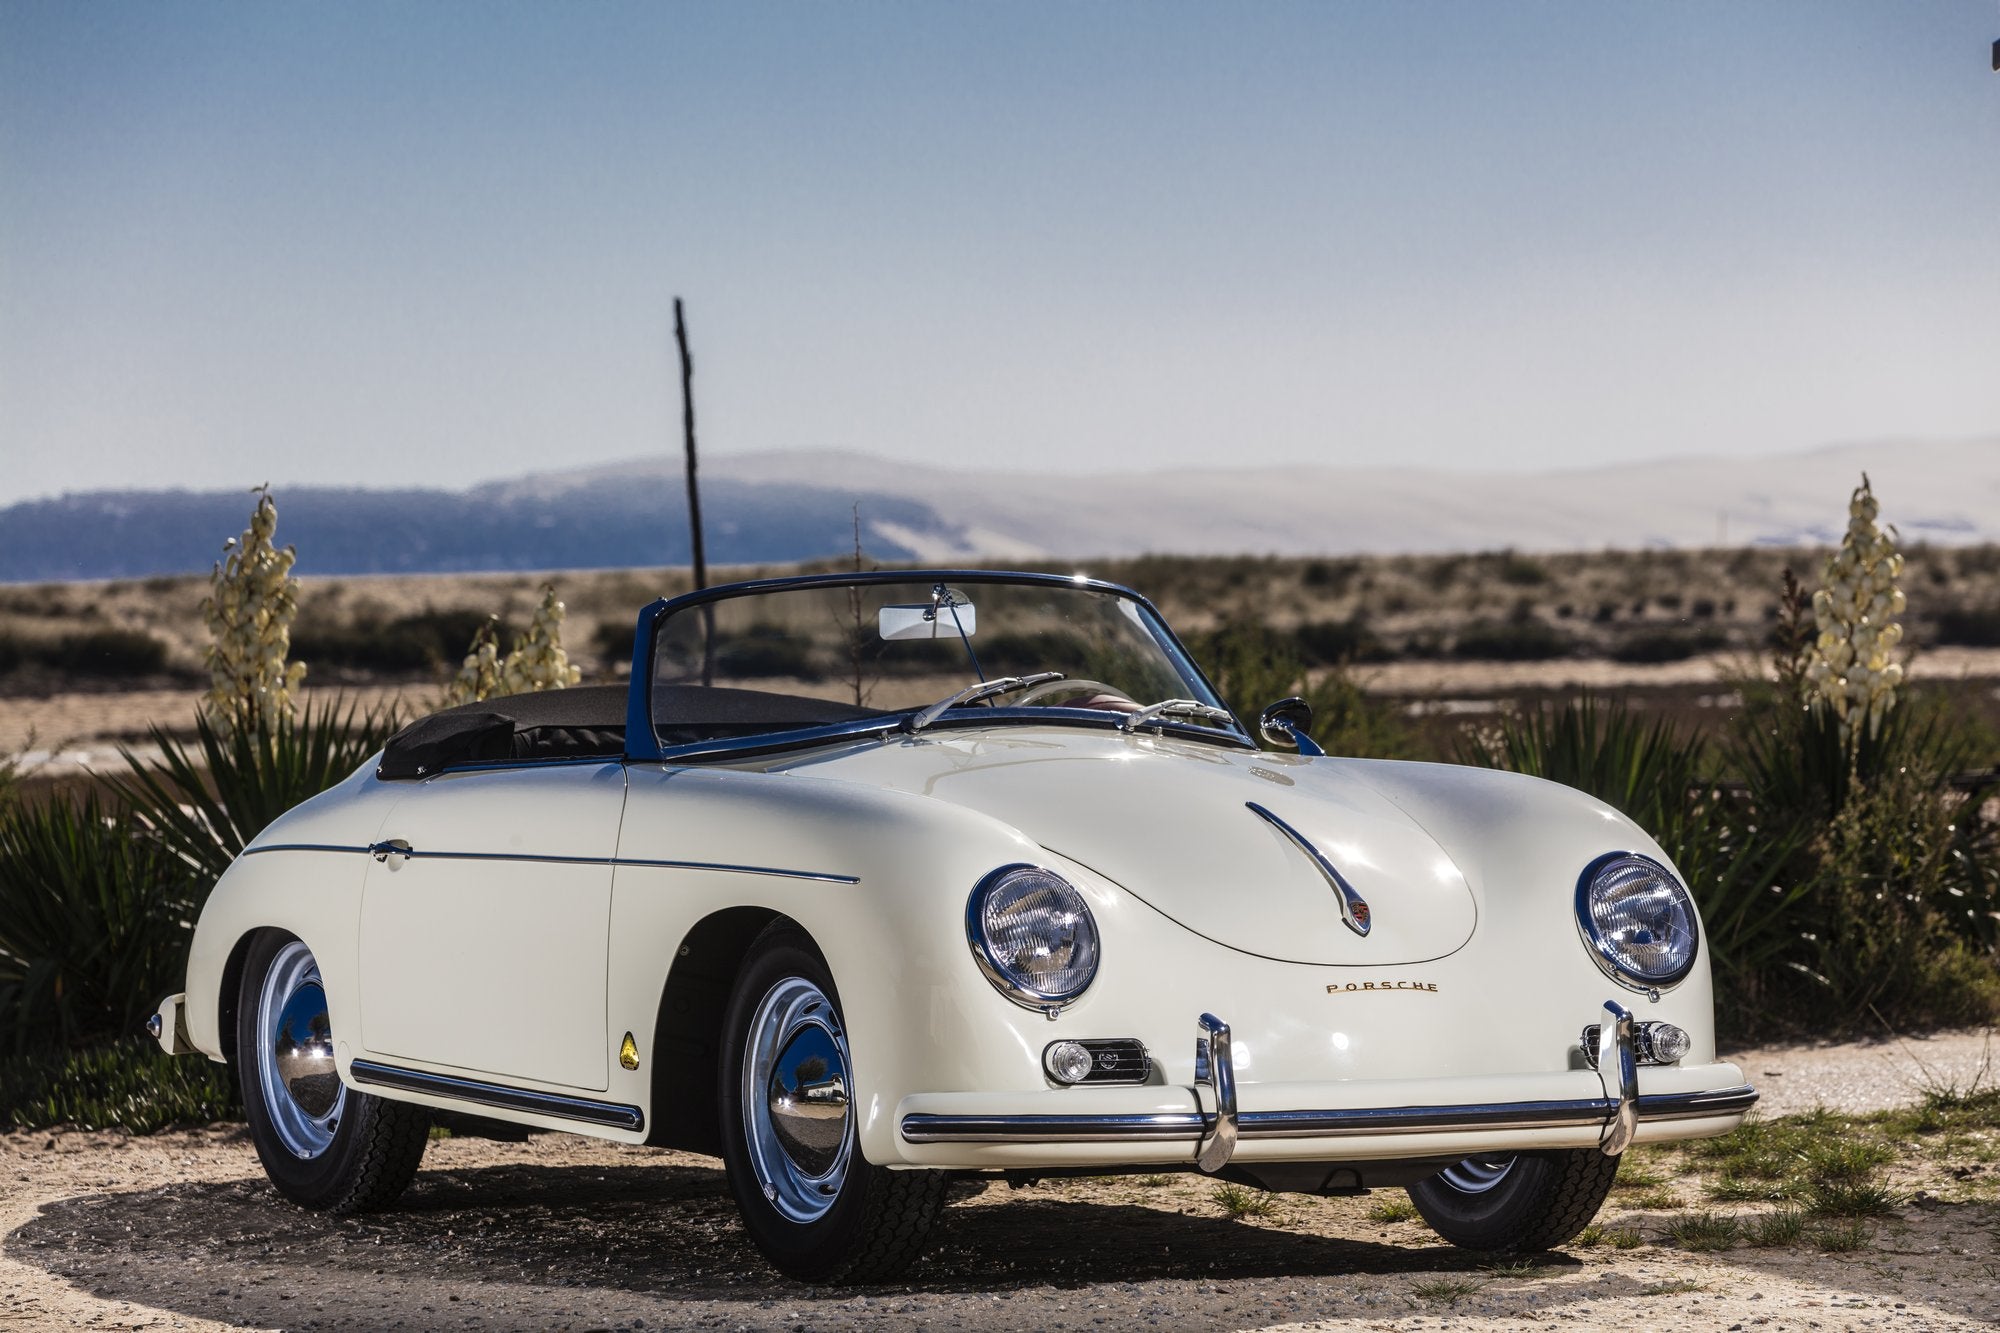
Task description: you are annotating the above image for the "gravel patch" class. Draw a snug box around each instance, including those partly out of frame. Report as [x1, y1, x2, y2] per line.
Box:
[1723, 1026, 1997, 1118]
[7, 1023, 2000, 1333]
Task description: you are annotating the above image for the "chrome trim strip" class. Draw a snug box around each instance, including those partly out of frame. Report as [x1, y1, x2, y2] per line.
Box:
[244, 843, 372, 857]
[1245, 802, 1372, 937]
[251, 843, 857, 884]
[904, 1112, 1208, 1143]
[617, 856, 859, 885]
[348, 1060, 645, 1132]
[896, 1085, 1758, 1145]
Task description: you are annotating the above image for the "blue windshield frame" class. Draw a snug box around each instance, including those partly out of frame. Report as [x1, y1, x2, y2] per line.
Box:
[622, 569, 1241, 761]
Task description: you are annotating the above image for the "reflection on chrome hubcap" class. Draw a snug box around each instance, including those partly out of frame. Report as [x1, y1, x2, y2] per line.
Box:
[743, 977, 854, 1223]
[1440, 1155, 1517, 1194]
[258, 941, 346, 1159]
[768, 1023, 850, 1177]
[275, 983, 340, 1117]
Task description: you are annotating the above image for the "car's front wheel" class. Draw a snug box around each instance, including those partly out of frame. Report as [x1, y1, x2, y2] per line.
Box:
[1407, 1149, 1619, 1252]
[236, 931, 430, 1213]
[719, 922, 947, 1282]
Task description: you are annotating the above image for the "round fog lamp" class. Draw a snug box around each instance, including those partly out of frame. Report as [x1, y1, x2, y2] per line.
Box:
[1647, 1022, 1691, 1064]
[1043, 1040, 1093, 1085]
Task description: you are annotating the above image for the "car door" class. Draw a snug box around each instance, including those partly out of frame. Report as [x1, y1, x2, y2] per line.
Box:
[357, 760, 627, 1092]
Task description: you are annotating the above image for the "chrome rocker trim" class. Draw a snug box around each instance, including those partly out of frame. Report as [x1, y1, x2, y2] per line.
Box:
[897, 1085, 1758, 1146]
[348, 1060, 645, 1132]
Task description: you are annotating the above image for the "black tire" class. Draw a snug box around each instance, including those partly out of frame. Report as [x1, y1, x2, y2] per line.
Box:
[236, 931, 430, 1213]
[719, 922, 947, 1283]
[1407, 1149, 1620, 1252]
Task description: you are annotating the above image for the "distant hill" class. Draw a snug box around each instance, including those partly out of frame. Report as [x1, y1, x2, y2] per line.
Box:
[2, 437, 1994, 581]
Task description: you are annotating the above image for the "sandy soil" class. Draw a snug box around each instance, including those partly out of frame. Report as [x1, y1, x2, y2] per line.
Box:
[4, 1030, 1998, 1332]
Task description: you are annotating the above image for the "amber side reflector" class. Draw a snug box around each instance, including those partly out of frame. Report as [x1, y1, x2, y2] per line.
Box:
[619, 1032, 640, 1071]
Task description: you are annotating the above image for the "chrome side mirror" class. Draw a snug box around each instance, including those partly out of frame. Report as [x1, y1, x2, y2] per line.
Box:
[1257, 697, 1324, 756]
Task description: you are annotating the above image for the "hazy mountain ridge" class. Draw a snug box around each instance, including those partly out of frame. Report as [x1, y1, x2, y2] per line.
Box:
[0, 480, 972, 582]
[2, 439, 1993, 581]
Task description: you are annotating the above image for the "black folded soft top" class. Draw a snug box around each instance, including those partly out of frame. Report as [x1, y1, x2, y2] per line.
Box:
[377, 682, 889, 779]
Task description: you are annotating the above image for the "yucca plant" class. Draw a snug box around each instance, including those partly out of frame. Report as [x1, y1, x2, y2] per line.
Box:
[1459, 693, 1708, 849]
[1459, 695, 1813, 1030]
[116, 697, 403, 896]
[0, 795, 191, 1053]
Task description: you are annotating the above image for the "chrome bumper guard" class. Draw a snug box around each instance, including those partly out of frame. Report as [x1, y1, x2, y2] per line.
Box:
[899, 1001, 1756, 1164]
[1195, 1013, 1237, 1171]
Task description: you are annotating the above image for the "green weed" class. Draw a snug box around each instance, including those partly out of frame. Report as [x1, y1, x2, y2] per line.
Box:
[1811, 1219, 1872, 1251]
[1661, 1211, 1740, 1251]
[1407, 1277, 1485, 1307]
[1366, 1197, 1418, 1223]
[1805, 1179, 1902, 1217]
[1210, 1183, 1279, 1220]
[1745, 1208, 1808, 1247]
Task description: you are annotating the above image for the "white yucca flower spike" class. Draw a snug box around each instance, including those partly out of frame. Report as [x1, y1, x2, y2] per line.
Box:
[1803, 473, 1905, 744]
[200, 485, 306, 738]
[497, 585, 582, 696]
[441, 617, 504, 706]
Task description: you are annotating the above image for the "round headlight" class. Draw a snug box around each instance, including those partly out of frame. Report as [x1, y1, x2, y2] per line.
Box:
[1575, 852, 1699, 991]
[966, 864, 1101, 1011]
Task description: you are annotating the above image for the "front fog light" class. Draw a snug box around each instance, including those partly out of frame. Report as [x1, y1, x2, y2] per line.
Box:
[1582, 1019, 1692, 1067]
[1044, 1040, 1093, 1084]
[1644, 1022, 1691, 1064]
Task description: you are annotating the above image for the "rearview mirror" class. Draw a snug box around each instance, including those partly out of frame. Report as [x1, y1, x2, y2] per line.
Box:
[1258, 697, 1323, 756]
[879, 601, 977, 641]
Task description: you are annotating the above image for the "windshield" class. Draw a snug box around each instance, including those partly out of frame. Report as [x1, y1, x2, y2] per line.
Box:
[646, 576, 1236, 752]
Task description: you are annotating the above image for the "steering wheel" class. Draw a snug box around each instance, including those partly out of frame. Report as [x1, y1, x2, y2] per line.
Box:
[1012, 678, 1140, 713]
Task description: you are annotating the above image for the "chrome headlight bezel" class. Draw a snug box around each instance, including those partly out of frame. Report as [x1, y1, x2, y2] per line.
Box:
[965, 863, 1101, 1012]
[1574, 850, 1700, 992]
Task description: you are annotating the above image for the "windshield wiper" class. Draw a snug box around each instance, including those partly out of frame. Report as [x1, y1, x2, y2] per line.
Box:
[1120, 699, 1237, 733]
[906, 673, 1064, 734]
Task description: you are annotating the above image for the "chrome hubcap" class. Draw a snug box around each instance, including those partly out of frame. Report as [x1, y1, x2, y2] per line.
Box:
[258, 941, 346, 1159]
[1440, 1155, 1517, 1194]
[743, 977, 853, 1223]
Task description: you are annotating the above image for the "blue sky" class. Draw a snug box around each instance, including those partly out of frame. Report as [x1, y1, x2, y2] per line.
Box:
[3, 2, 1996, 504]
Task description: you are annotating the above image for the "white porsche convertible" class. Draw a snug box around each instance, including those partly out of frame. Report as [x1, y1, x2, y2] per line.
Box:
[152, 571, 1753, 1281]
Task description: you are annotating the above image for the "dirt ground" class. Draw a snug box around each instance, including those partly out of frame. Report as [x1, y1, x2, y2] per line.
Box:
[4, 1030, 1997, 1333]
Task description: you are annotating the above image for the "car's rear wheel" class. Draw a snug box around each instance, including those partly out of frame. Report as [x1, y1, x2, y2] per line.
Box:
[1407, 1149, 1619, 1252]
[719, 922, 947, 1282]
[237, 932, 430, 1213]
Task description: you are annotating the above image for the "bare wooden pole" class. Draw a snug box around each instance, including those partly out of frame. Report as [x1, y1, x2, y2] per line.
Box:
[674, 298, 708, 592]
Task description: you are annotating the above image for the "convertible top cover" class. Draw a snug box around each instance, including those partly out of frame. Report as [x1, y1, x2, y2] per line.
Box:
[378, 685, 627, 779]
[377, 682, 894, 778]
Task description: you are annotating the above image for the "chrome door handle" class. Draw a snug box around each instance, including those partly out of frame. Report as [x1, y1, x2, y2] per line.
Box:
[368, 839, 413, 864]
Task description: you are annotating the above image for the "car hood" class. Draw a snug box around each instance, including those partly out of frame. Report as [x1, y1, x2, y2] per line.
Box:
[771, 728, 1477, 966]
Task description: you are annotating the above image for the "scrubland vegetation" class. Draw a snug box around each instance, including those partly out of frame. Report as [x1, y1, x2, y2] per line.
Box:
[10, 542, 2000, 692]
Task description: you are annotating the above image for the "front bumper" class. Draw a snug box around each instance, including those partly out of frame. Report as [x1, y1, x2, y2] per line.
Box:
[893, 1004, 1755, 1170]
